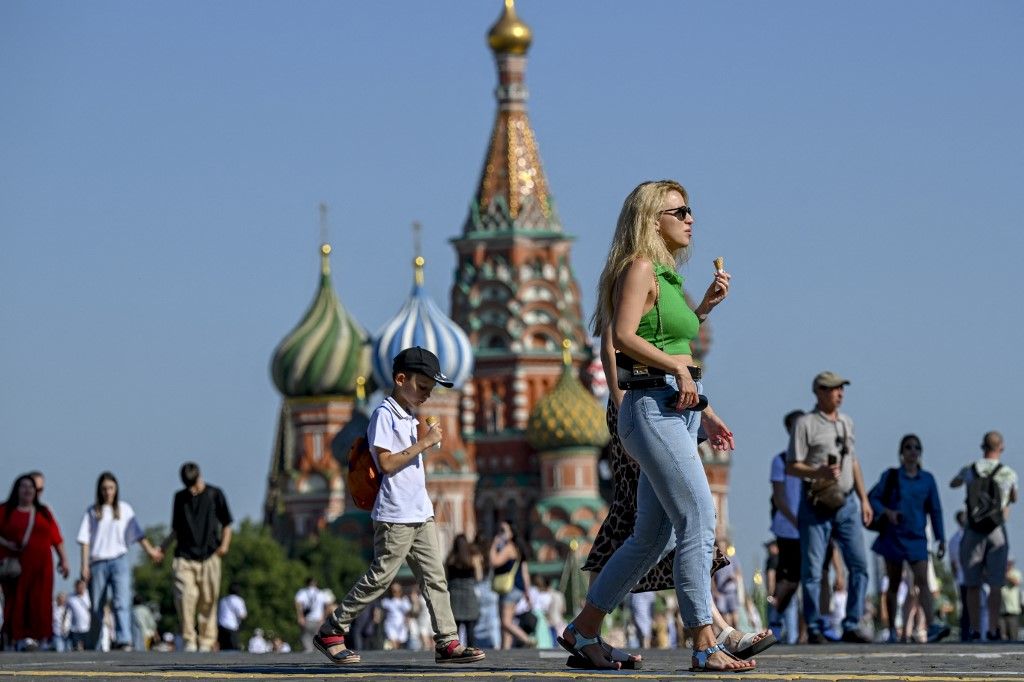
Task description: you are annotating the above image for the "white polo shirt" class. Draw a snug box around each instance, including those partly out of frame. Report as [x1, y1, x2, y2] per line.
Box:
[368, 396, 434, 523]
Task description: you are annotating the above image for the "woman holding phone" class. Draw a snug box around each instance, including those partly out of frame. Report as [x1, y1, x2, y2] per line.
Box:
[558, 180, 751, 673]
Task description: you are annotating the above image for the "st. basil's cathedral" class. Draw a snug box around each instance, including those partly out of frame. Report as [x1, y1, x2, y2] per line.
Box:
[263, 0, 732, 567]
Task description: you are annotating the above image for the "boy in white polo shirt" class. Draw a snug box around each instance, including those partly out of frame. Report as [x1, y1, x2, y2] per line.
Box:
[314, 347, 485, 665]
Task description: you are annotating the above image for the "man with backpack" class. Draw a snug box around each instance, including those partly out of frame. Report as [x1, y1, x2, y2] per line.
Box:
[951, 431, 1018, 641]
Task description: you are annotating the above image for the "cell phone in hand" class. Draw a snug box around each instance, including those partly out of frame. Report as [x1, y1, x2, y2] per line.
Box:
[665, 392, 709, 411]
[827, 454, 839, 466]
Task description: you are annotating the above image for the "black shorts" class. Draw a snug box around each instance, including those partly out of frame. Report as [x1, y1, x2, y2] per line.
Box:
[776, 537, 801, 584]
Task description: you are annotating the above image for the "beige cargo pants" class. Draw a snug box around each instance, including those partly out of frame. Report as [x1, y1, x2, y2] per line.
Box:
[328, 519, 457, 646]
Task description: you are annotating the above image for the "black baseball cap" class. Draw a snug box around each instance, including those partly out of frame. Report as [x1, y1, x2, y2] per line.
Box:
[392, 346, 454, 388]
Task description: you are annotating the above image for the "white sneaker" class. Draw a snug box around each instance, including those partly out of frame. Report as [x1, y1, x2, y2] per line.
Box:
[184, 642, 198, 652]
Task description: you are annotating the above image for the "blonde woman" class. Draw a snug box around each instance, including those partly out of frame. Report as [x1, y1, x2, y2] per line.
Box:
[558, 180, 752, 673]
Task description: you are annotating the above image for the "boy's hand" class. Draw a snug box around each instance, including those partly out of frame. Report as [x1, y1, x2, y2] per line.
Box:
[423, 424, 443, 449]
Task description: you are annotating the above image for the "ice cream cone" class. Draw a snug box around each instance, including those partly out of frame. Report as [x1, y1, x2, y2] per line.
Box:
[425, 416, 441, 449]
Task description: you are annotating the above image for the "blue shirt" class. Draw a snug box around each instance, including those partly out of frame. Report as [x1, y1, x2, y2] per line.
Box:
[869, 466, 944, 562]
[770, 452, 803, 540]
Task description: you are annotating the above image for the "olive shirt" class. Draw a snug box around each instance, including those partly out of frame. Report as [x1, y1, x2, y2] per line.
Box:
[786, 410, 857, 495]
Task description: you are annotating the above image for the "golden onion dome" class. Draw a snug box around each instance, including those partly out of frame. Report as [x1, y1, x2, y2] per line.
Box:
[488, 0, 532, 55]
[526, 341, 610, 451]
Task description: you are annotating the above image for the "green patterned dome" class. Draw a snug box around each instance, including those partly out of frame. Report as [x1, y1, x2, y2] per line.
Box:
[527, 341, 610, 451]
[271, 244, 374, 397]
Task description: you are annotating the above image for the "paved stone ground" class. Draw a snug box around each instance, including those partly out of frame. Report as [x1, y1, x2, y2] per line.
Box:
[1, 643, 1023, 681]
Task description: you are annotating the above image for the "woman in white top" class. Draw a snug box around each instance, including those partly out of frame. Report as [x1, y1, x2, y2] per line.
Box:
[77, 471, 162, 650]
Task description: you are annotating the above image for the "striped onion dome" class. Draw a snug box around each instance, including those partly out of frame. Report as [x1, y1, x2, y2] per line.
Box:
[271, 244, 375, 397]
[372, 255, 474, 390]
[527, 341, 610, 451]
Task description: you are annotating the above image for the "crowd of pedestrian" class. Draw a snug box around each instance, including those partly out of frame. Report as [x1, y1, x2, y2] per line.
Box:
[0, 352, 1018, 659]
[765, 372, 1019, 644]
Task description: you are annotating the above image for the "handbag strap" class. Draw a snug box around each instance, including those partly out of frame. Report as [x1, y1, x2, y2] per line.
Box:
[652, 268, 664, 350]
[21, 507, 36, 548]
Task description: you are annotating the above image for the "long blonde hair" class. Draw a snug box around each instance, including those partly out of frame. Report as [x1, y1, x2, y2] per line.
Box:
[590, 180, 690, 334]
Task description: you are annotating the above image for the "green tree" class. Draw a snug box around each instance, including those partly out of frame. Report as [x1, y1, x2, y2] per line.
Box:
[219, 519, 308, 645]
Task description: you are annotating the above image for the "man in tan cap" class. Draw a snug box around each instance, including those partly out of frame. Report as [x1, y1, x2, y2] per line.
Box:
[786, 371, 873, 643]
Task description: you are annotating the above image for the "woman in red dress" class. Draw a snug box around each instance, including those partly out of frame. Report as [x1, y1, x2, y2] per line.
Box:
[0, 474, 70, 650]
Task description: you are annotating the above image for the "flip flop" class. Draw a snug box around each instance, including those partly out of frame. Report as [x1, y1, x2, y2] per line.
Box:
[717, 626, 777, 660]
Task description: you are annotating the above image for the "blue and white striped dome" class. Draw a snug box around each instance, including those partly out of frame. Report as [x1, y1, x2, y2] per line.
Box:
[372, 257, 474, 390]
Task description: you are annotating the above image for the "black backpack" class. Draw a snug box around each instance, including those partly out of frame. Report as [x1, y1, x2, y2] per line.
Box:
[966, 462, 1004, 535]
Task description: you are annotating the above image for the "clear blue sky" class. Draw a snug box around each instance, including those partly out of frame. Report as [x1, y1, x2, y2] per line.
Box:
[3, 1, 1023, 595]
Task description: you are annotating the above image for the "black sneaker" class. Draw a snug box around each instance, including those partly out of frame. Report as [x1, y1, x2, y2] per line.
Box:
[807, 631, 826, 644]
[841, 629, 871, 644]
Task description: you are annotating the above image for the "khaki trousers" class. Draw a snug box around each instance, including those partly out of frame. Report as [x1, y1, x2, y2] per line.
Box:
[329, 519, 456, 645]
[172, 555, 221, 651]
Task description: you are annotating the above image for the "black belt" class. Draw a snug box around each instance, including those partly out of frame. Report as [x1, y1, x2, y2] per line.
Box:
[615, 351, 701, 389]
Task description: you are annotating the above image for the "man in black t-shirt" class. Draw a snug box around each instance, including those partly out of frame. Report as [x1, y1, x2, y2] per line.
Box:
[158, 462, 233, 652]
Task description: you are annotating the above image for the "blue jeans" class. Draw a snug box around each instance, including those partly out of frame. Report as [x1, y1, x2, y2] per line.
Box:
[798, 492, 869, 634]
[587, 376, 715, 628]
[89, 554, 133, 647]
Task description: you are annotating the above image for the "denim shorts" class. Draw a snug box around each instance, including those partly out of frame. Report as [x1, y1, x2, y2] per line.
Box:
[500, 587, 524, 607]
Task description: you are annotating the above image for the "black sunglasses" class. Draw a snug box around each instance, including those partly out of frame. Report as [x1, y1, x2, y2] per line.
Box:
[660, 205, 693, 221]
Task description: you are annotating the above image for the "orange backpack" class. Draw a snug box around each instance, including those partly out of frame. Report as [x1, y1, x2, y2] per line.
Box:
[347, 436, 381, 511]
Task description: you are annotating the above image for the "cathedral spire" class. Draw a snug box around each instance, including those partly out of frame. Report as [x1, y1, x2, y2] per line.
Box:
[465, 0, 557, 235]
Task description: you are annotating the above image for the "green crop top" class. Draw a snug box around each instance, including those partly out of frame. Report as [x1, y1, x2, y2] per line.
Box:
[634, 264, 700, 355]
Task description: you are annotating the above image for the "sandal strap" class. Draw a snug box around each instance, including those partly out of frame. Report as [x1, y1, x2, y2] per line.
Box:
[692, 643, 724, 667]
[716, 626, 736, 646]
[597, 635, 639, 662]
[318, 634, 346, 646]
[566, 623, 601, 651]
